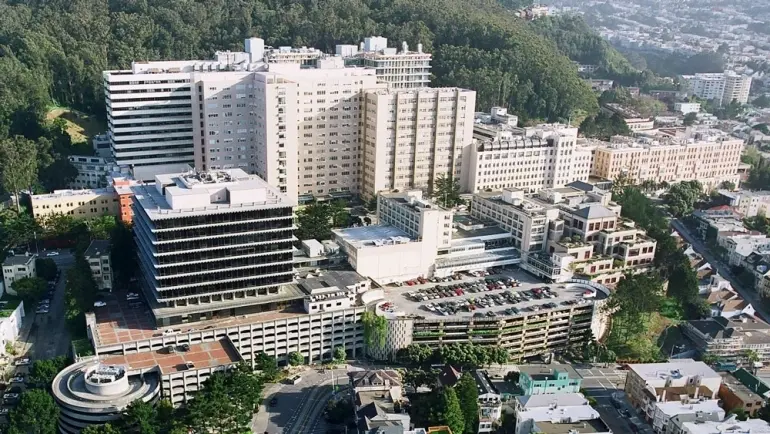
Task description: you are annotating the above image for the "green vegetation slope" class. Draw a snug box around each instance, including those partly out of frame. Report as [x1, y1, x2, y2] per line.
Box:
[0, 0, 598, 128]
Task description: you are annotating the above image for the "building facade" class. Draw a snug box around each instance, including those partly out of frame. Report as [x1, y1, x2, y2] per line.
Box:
[682, 71, 752, 105]
[131, 169, 296, 326]
[85, 240, 113, 291]
[361, 87, 475, 198]
[339, 36, 432, 89]
[30, 188, 120, 220]
[463, 118, 593, 194]
[68, 155, 117, 189]
[1, 255, 36, 296]
[591, 129, 743, 190]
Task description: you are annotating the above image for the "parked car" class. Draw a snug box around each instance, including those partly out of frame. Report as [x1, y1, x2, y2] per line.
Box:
[45, 251, 60, 257]
[14, 358, 30, 366]
[94, 301, 107, 308]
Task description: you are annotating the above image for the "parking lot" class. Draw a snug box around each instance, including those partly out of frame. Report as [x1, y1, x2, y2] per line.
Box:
[380, 269, 604, 319]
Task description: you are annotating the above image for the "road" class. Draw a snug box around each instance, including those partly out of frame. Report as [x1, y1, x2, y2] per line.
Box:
[17, 249, 74, 361]
[253, 368, 347, 434]
[671, 220, 769, 322]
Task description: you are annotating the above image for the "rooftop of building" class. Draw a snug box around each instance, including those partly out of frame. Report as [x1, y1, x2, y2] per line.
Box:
[571, 203, 618, 220]
[84, 240, 110, 258]
[473, 190, 553, 216]
[627, 360, 721, 383]
[732, 368, 770, 398]
[517, 392, 590, 409]
[681, 417, 770, 434]
[720, 371, 766, 403]
[101, 339, 241, 374]
[90, 287, 308, 348]
[376, 270, 605, 320]
[365, 87, 470, 96]
[298, 270, 367, 294]
[30, 187, 115, 200]
[2, 254, 35, 266]
[349, 369, 403, 388]
[686, 315, 770, 344]
[595, 127, 740, 151]
[333, 225, 414, 249]
[518, 364, 581, 381]
[532, 418, 610, 434]
[132, 168, 294, 220]
[654, 398, 723, 417]
[603, 102, 648, 119]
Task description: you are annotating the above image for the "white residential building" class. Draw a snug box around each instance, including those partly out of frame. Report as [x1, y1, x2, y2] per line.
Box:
[463, 115, 593, 193]
[674, 102, 701, 115]
[514, 393, 611, 434]
[361, 87, 475, 198]
[682, 71, 753, 105]
[2, 255, 37, 296]
[624, 361, 724, 434]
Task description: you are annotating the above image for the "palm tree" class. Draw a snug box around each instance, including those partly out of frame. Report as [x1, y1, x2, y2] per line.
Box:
[744, 349, 761, 374]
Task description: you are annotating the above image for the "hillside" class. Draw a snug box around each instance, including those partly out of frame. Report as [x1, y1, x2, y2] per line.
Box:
[0, 0, 598, 132]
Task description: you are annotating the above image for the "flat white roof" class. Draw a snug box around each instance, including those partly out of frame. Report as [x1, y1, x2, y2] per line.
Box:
[518, 405, 600, 424]
[655, 399, 723, 418]
[333, 225, 414, 249]
[517, 393, 589, 409]
[628, 360, 720, 384]
[681, 417, 770, 433]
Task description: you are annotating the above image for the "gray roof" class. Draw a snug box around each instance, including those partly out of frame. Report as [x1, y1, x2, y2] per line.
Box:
[84, 240, 111, 258]
[571, 204, 617, 219]
[2, 255, 35, 266]
[299, 270, 366, 293]
[518, 364, 581, 381]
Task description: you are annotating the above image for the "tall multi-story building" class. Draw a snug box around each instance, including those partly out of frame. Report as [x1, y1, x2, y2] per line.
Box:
[338, 36, 432, 89]
[463, 112, 594, 193]
[256, 62, 384, 202]
[131, 168, 296, 326]
[682, 71, 752, 105]
[361, 87, 476, 197]
[591, 128, 743, 190]
[718, 190, 770, 218]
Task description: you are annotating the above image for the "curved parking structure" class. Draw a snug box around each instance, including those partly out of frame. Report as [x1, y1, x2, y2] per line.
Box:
[51, 360, 160, 434]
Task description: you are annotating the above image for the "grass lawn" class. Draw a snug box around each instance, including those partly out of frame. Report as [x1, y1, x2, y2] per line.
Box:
[660, 297, 684, 321]
[45, 107, 105, 145]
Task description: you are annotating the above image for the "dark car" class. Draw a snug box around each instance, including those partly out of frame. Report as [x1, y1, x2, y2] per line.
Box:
[269, 397, 278, 407]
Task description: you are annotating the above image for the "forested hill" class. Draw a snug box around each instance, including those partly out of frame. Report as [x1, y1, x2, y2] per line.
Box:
[0, 0, 599, 136]
[530, 15, 638, 78]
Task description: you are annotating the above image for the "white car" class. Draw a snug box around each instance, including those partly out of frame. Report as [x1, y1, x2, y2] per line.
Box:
[14, 358, 30, 366]
[10, 376, 24, 383]
[0, 408, 8, 415]
[46, 251, 59, 257]
[163, 328, 180, 336]
[93, 301, 107, 308]
[126, 293, 140, 300]
[3, 393, 19, 400]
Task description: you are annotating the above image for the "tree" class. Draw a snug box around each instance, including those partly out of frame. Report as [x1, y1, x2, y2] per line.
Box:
[683, 112, 698, 126]
[433, 387, 465, 434]
[753, 95, 770, 109]
[8, 389, 59, 434]
[432, 174, 463, 208]
[728, 408, 749, 421]
[720, 181, 736, 191]
[0, 136, 38, 212]
[665, 180, 703, 217]
[611, 171, 634, 196]
[398, 343, 434, 366]
[295, 202, 333, 241]
[745, 349, 760, 373]
[333, 346, 346, 362]
[35, 258, 58, 281]
[701, 353, 720, 365]
[11, 277, 48, 305]
[28, 356, 70, 387]
[456, 374, 480, 434]
[328, 200, 351, 228]
[362, 311, 387, 351]
[404, 368, 439, 389]
[288, 351, 305, 366]
[185, 365, 263, 434]
[256, 352, 279, 381]
[121, 399, 158, 434]
[81, 425, 122, 434]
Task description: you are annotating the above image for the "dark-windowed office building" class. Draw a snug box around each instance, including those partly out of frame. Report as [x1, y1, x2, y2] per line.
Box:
[132, 168, 298, 326]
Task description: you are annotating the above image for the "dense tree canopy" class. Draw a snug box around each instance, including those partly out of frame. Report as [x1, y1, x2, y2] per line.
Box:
[0, 0, 600, 131]
[8, 389, 59, 434]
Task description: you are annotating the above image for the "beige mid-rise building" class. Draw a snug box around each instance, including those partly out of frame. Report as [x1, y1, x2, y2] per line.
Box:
[30, 188, 120, 221]
[591, 128, 743, 189]
[464, 115, 593, 193]
[361, 87, 475, 198]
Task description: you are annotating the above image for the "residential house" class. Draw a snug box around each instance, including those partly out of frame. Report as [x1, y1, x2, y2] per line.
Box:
[1, 255, 37, 296]
[682, 316, 770, 367]
[517, 365, 582, 395]
[719, 371, 766, 417]
[84, 240, 112, 291]
[514, 393, 611, 434]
